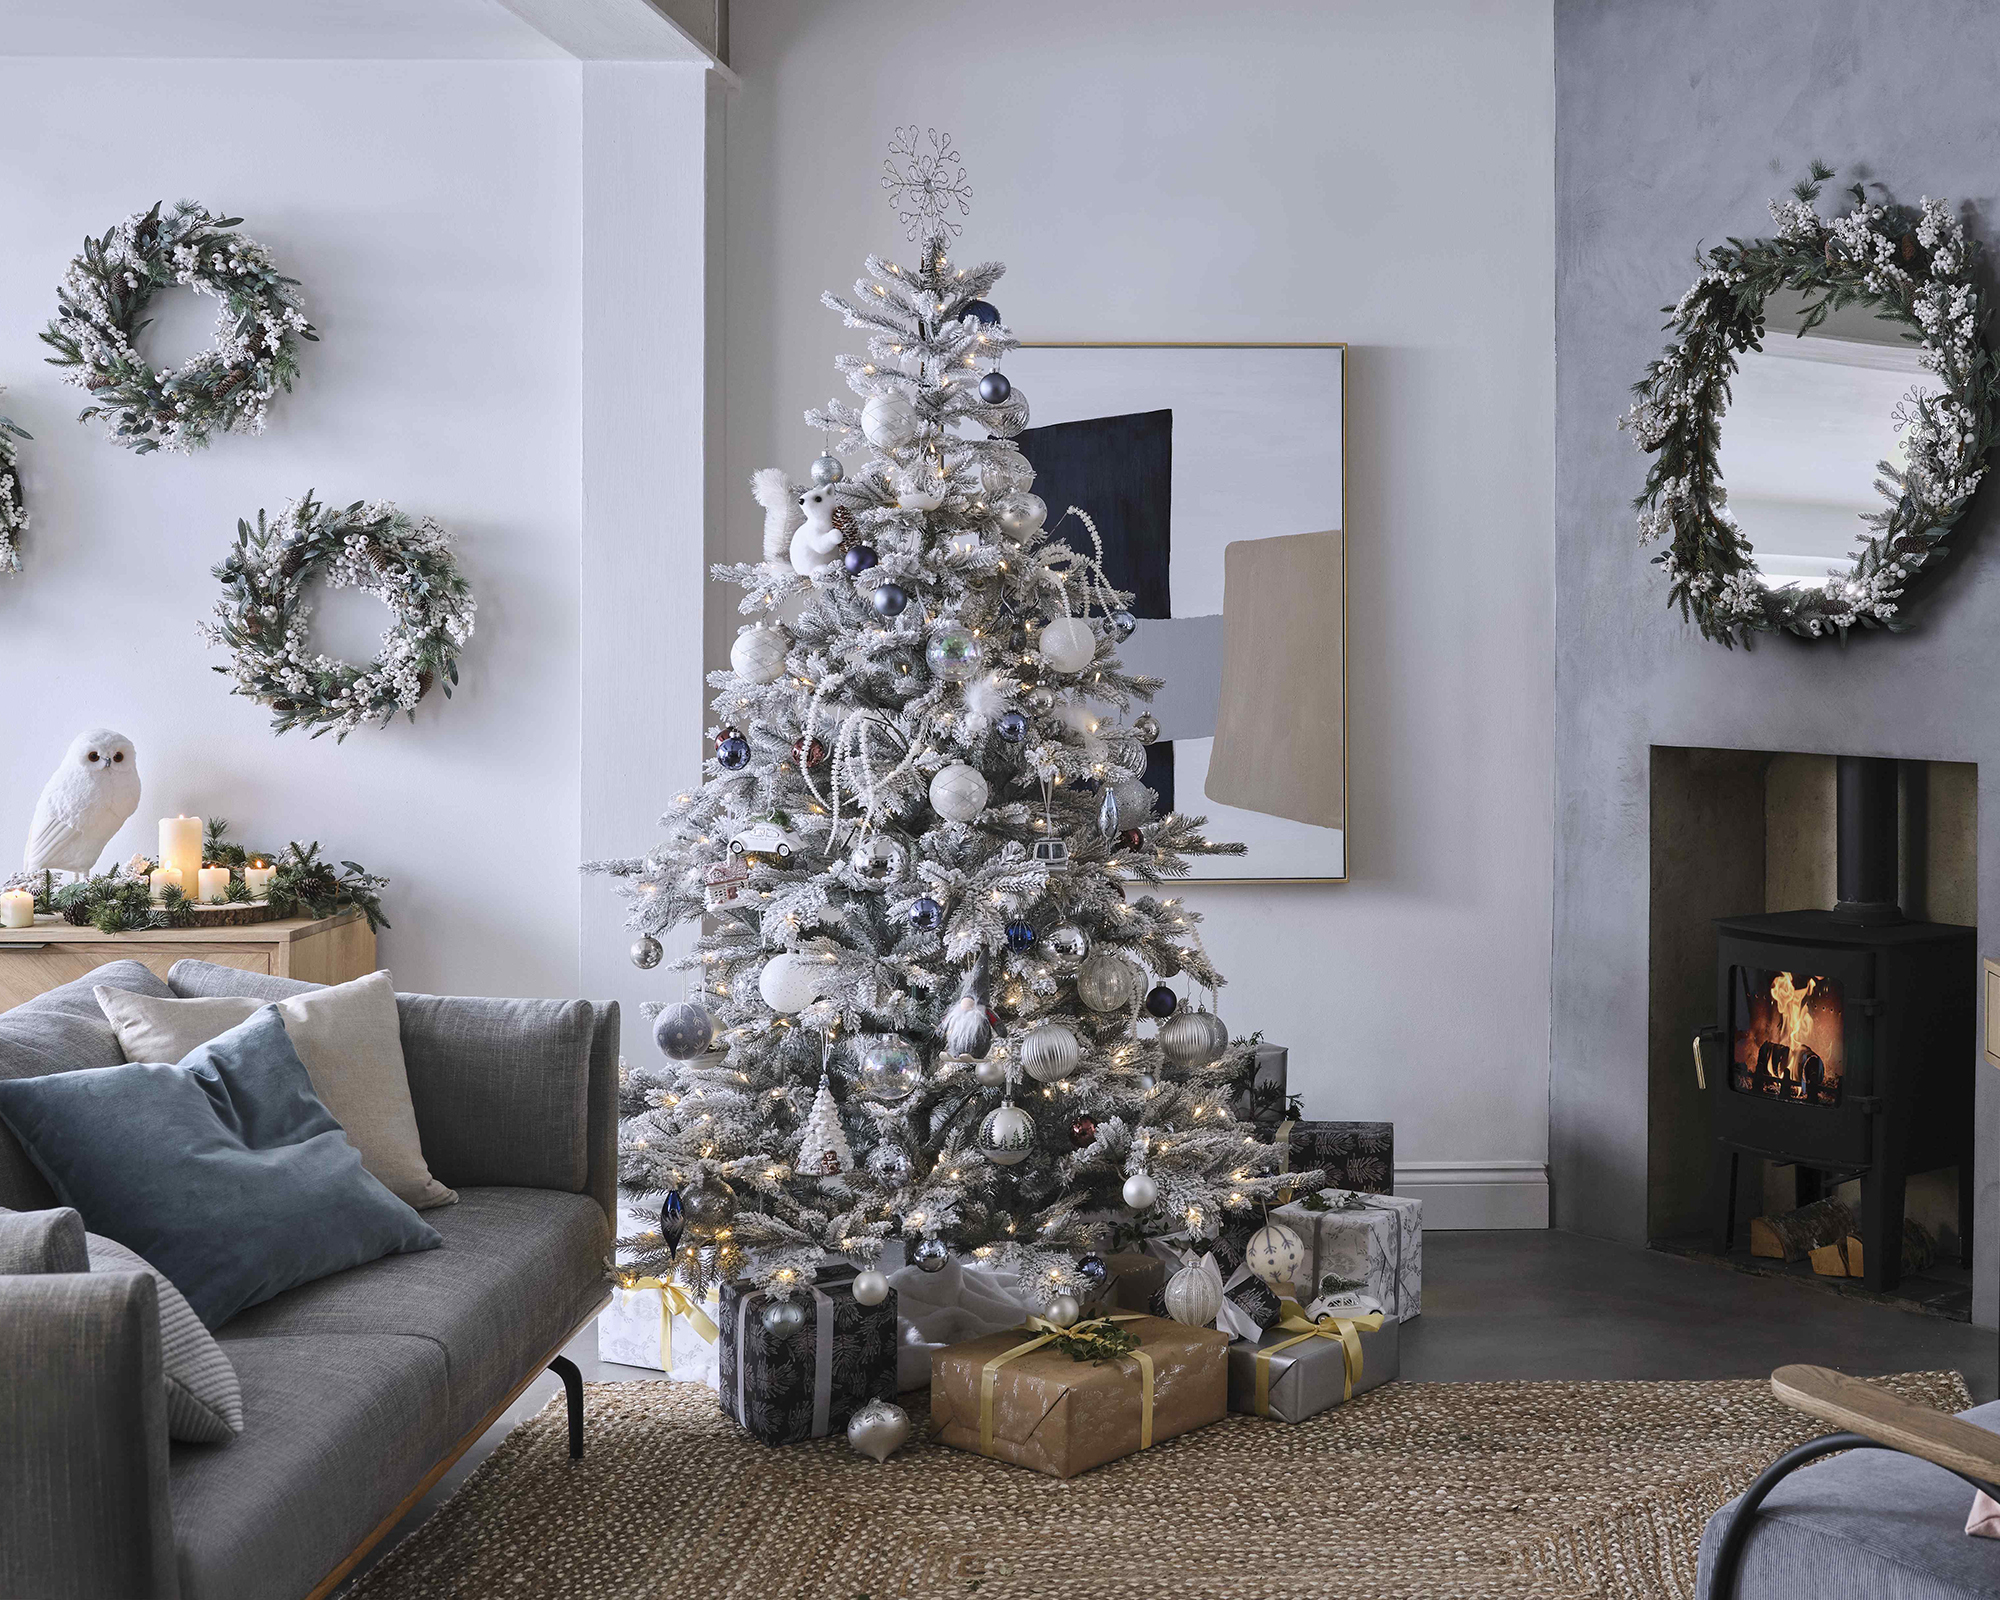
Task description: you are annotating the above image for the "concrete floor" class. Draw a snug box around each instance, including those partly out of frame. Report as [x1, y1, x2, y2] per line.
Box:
[334, 1228, 1999, 1592]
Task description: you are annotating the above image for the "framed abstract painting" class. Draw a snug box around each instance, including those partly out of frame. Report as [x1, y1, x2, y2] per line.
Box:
[1006, 342, 1347, 882]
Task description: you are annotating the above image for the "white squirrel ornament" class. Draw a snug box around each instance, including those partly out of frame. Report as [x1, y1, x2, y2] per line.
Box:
[750, 468, 845, 576]
[24, 728, 141, 877]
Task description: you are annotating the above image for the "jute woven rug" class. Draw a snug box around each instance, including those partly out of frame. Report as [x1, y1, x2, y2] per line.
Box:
[349, 1370, 1969, 1600]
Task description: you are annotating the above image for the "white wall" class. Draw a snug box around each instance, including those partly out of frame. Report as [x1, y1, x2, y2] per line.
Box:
[723, 0, 1557, 1221]
[0, 58, 584, 999]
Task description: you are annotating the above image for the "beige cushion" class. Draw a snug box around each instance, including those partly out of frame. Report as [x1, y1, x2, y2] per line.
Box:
[94, 971, 456, 1211]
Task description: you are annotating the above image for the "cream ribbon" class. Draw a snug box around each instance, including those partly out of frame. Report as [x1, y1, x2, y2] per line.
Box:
[978, 1313, 1154, 1458]
[629, 1277, 717, 1371]
[1252, 1297, 1384, 1416]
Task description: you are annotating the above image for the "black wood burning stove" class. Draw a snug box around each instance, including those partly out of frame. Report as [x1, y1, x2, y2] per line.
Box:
[1700, 756, 1975, 1291]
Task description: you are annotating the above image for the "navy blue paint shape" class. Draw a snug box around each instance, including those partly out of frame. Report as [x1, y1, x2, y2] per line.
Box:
[1016, 408, 1176, 808]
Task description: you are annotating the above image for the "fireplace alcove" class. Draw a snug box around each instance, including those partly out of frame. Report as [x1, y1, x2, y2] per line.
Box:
[1648, 746, 1978, 1315]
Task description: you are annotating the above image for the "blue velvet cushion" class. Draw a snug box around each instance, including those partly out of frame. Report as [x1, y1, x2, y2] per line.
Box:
[0, 1006, 440, 1327]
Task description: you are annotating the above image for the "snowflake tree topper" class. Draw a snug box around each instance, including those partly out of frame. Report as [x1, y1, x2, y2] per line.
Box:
[882, 126, 971, 242]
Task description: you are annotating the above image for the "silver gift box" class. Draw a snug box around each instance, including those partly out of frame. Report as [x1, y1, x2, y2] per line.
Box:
[1225, 1312, 1399, 1423]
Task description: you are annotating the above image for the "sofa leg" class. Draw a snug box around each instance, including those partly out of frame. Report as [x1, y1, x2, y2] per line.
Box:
[549, 1356, 584, 1459]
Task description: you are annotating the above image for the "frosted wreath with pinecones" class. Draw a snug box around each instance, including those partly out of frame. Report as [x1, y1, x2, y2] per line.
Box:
[1623, 164, 1999, 644]
[0, 396, 29, 575]
[39, 200, 316, 454]
[202, 492, 475, 741]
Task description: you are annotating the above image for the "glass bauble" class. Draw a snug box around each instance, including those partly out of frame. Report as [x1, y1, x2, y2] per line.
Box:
[653, 1000, 715, 1060]
[630, 934, 663, 970]
[810, 452, 844, 485]
[978, 371, 1012, 404]
[1005, 920, 1035, 953]
[1069, 1115, 1098, 1149]
[682, 1172, 736, 1230]
[1110, 609, 1138, 642]
[730, 624, 788, 685]
[925, 625, 982, 682]
[1025, 687, 1056, 713]
[908, 896, 943, 931]
[1044, 925, 1090, 968]
[1199, 1010, 1231, 1056]
[1163, 1263, 1222, 1327]
[928, 763, 989, 823]
[870, 582, 908, 617]
[844, 544, 877, 573]
[1019, 1021, 1081, 1083]
[861, 392, 921, 449]
[1042, 1291, 1080, 1327]
[867, 1143, 911, 1184]
[973, 1059, 1007, 1088]
[858, 1037, 923, 1100]
[1037, 616, 1095, 673]
[1246, 1221, 1307, 1290]
[977, 1102, 1035, 1166]
[656, 1189, 684, 1246]
[791, 736, 827, 769]
[1144, 984, 1178, 1019]
[715, 734, 750, 771]
[1076, 1253, 1109, 1287]
[1076, 950, 1140, 1012]
[913, 1235, 950, 1273]
[852, 1269, 890, 1307]
[1133, 713, 1160, 744]
[996, 710, 1028, 743]
[849, 834, 908, 882]
[960, 298, 1001, 326]
[994, 492, 1046, 538]
[1122, 1172, 1159, 1210]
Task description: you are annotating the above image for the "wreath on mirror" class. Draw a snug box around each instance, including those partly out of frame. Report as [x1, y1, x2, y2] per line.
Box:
[202, 492, 475, 741]
[0, 395, 29, 576]
[39, 200, 315, 455]
[1623, 164, 2000, 645]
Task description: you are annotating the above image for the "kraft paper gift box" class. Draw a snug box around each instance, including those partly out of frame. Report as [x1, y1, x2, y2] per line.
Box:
[930, 1313, 1228, 1479]
[1226, 1297, 1400, 1423]
[1273, 1188, 1423, 1322]
[1275, 1119, 1395, 1195]
[718, 1268, 898, 1445]
[598, 1278, 722, 1384]
[1097, 1250, 1165, 1313]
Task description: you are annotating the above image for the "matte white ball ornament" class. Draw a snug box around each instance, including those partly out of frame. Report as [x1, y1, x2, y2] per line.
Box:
[1122, 1172, 1159, 1211]
[1037, 616, 1097, 674]
[1245, 1221, 1307, 1291]
[861, 393, 921, 450]
[993, 492, 1046, 538]
[730, 625, 789, 685]
[1043, 1292, 1082, 1328]
[758, 951, 825, 1014]
[1163, 1263, 1222, 1327]
[852, 1269, 891, 1307]
[1019, 1021, 1081, 1084]
[928, 762, 989, 823]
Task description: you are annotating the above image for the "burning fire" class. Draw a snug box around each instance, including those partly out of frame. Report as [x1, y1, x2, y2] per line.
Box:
[1732, 968, 1844, 1105]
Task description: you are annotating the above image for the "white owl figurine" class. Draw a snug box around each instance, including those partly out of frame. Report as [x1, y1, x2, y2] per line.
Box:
[25, 729, 141, 876]
[788, 485, 844, 576]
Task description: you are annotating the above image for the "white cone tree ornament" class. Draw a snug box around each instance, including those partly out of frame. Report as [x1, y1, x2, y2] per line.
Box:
[586, 133, 1309, 1306]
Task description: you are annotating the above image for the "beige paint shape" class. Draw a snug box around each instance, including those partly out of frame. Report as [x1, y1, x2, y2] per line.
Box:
[1206, 529, 1345, 831]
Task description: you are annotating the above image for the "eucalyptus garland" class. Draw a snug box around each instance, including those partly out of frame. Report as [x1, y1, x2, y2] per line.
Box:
[1623, 164, 2000, 644]
[40, 200, 315, 454]
[0, 399, 29, 575]
[202, 492, 474, 740]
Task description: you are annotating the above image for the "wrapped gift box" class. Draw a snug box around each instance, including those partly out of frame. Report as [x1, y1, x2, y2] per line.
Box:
[1227, 1299, 1399, 1422]
[1277, 1119, 1395, 1194]
[1231, 1041, 1291, 1133]
[718, 1268, 897, 1445]
[598, 1279, 722, 1384]
[1273, 1189, 1423, 1322]
[931, 1313, 1227, 1479]
[1099, 1250, 1165, 1313]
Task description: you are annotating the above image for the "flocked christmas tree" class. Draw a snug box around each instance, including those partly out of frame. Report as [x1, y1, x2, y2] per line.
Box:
[590, 131, 1315, 1318]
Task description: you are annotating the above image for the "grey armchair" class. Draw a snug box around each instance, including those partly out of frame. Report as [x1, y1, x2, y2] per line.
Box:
[0, 958, 619, 1600]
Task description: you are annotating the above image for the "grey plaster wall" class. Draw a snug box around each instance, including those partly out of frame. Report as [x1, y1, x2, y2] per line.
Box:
[1554, 0, 2000, 1324]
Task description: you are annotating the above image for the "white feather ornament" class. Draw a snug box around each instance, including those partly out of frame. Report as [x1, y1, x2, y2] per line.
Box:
[24, 729, 140, 876]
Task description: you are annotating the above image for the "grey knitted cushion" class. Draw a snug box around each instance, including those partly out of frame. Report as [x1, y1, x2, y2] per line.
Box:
[86, 1231, 244, 1443]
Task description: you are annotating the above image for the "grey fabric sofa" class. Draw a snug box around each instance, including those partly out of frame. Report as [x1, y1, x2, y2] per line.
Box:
[0, 958, 618, 1600]
[1696, 1396, 2000, 1598]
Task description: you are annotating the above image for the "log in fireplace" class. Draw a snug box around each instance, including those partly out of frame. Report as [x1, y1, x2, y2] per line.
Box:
[1698, 756, 1975, 1292]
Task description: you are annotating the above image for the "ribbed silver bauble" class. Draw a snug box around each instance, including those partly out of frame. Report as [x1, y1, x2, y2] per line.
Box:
[1157, 1007, 1218, 1068]
[1163, 1263, 1222, 1327]
[1019, 1021, 1082, 1084]
[1076, 951, 1141, 1013]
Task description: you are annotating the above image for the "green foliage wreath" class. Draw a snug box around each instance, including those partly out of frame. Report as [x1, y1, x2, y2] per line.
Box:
[1624, 165, 2000, 644]
[39, 200, 315, 454]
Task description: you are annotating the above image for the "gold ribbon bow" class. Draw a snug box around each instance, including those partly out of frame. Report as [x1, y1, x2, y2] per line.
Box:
[1252, 1297, 1383, 1416]
[977, 1313, 1154, 1458]
[629, 1277, 717, 1370]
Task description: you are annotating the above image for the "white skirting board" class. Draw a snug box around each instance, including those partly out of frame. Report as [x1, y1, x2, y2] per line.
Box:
[1396, 1162, 1549, 1229]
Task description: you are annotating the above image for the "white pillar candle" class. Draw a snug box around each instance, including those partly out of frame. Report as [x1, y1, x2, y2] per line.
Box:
[158, 816, 202, 890]
[243, 862, 275, 899]
[149, 866, 184, 902]
[0, 889, 33, 929]
[196, 866, 231, 905]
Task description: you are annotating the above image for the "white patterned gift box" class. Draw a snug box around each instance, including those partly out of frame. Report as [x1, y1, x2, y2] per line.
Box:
[1272, 1189, 1422, 1323]
[597, 1200, 721, 1384]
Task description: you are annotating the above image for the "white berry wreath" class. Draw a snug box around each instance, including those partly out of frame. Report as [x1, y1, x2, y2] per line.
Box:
[0, 396, 29, 575]
[202, 492, 475, 740]
[39, 200, 315, 454]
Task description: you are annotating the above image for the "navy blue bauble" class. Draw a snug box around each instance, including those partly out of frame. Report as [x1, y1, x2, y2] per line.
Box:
[960, 299, 1001, 325]
[1076, 1252, 1108, 1287]
[909, 896, 943, 932]
[1144, 984, 1178, 1019]
[1071, 775, 1100, 795]
[996, 710, 1028, 743]
[658, 1190, 685, 1246]
[1006, 920, 1036, 953]
[716, 734, 751, 770]
[871, 582, 909, 617]
[977, 371, 1012, 404]
[844, 544, 878, 574]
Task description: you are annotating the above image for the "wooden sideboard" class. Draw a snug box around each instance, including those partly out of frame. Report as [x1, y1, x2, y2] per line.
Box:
[0, 910, 375, 1013]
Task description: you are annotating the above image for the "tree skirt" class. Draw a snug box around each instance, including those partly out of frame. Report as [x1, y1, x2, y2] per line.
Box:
[349, 1372, 1969, 1600]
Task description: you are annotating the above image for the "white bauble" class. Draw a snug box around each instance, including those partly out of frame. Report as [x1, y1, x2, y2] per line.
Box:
[1163, 1263, 1222, 1327]
[845, 1398, 912, 1462]
[1245, 1221, 1307, 1291]
[730, 625, 789, 685]
[1122, 1172, 1159, 1210]
[852, 1269, 891, 1307]
[977, 1102, 1035, 1166]
[758, 951, 826, 1014]
[1019, 1021, 1081, 1084]
[862, 393, 921, 450]
[993, 492, 1046, 538]
[1076, 951, 1140, 1013]
[928, 763, 989, 823]
[1043, 1292, 1082, 1328]
[1038, 617, 1097, 674]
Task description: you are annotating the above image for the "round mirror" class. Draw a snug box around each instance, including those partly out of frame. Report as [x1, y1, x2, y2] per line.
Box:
[1625, 168, 1998, 644]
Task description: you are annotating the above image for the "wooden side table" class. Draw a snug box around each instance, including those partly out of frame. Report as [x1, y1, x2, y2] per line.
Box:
[0, 910, 375, 1013]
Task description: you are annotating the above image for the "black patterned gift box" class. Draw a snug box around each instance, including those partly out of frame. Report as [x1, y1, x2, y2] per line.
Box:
[1278, 1119, 1395, 1195]
[1230, 1042, 1290, 1133]
[717, 1268, 897, 1446]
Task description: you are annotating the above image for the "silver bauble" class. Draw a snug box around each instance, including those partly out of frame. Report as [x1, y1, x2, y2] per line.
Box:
[977, 1102, 1035, 1166]
[993, 492, 1047, 538]
[1076, 950, 1140, 1013]
[1163, 1263, 1222, 1327]
[1019, 1021, 1082, 1083]
[973, 1058, 1007, 1088]
[913, 1235, 950, 1273]
[1044, 925, 1091, 968]
[943, 994, 996, 1059]
[630, 934, 663, 970]
[1246, 1221, 1308, 1290]
[1109, 610, 1139, 642]
[1043, 1292, 1082, 1329]
[1121, 1172, 1159, 1210]
[653, 1000, 716, 1061]
[682, 1173, 736, 1230]
[761, 1296, 807, 1337]
[867, 1143, 911, 1184]
[810, 453, 844, 485]
[861, 392, 921, 450]
[852, 1268, 891, 1307]
[849, 833, 909, 883]
[1025, 686, 1056, 714]
[1097, 787, 1121, 839]
[1133, 713, 1160, 745]
[846, 1398, 912, 1462]
[1157, 1007, 1218, 1068]
[1112, 780, 1155, 824]
[857, 1037, 923, 1100]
